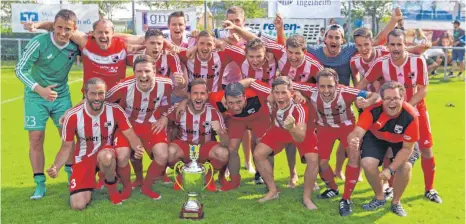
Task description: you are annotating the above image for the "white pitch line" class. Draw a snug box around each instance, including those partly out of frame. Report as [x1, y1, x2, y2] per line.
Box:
[1, 79, 83, 104]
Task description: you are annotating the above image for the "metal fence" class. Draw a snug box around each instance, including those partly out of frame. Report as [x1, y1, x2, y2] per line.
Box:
[1, 38, 32, 61]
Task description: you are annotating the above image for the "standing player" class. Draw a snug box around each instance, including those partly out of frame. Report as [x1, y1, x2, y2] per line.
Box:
[16, 9, 80, 199]
[47, 78, 145, 209]
[248, 77, 320, 210]
[106, 55, 184, 199]
[348, 81, 420, 216]
[357, 29, 442, 203]
[293, 68, 379, 216]
[350, 27, 390, 91]
[163, 11, 197, 49]
[167, 79, 230, 192]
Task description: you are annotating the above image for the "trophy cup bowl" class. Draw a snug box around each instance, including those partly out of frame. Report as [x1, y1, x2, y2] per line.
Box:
[173, 145, 214, 220]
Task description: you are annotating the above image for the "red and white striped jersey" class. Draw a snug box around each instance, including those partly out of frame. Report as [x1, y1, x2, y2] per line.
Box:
[105, 76, 172, 124]
[264, 38, 324, 82]
[178, 49, 234, 92]
[223, 45, 277, 85]
[162, 30, 197, 48]
[294, 83, 367, 128]
[365, 53, 428, 102]
[81, 36, 128, 92]
[350, 45, 390, 79]
[269, 101, 308, 129]
[127, 50, 182, 78]
[167, 104, 226, 145]
[61, 102, 131, 163]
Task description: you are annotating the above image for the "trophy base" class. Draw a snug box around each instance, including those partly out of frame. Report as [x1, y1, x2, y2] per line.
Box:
[180, 204, 204, 220]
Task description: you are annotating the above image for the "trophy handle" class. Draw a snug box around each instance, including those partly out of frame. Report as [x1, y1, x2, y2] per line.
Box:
[173, 161, 185, 191]
[201, 162, 214, 191]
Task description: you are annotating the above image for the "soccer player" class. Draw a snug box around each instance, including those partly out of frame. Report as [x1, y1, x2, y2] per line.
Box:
[16, 9, 80, 199]
[347, 81, 420, 216]
[207, 80, 273, 191]
[46, 77, 145, 209]
[248, 76, 320, 210]
[28, 19, 144, 92]
[125, 28, 187, 186]
[167, 79, 230, 192]
[163, 11, 197, 49]
[293, 68, 379, 216]
[106, 55, 184, 199]
[357, 29, 442, 203]
[350, 27, 390, 92]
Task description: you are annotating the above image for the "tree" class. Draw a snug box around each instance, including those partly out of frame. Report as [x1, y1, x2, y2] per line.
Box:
[352, 0, 392, 33]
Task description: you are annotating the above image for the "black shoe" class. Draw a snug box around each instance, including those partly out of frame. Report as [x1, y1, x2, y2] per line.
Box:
[362, 197, 386, 211]
[339, 199, 352, 216]
[254, 172, 264, 185]
[430, 71, 438, 76]
[457, 72, 463, 77]
[391, 203, 407, 217]
[384, 187, 394, 200]
[447, 72, 455, 78]
[317, 189, 339, 199]
[425, 189, 442, 203]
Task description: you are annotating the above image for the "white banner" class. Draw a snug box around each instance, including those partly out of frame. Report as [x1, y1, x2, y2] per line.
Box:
[11, 4, 99, 33]
[135, 8, 197, 35]
[245, 18, 324, 44]
[268, 0, 341, 19]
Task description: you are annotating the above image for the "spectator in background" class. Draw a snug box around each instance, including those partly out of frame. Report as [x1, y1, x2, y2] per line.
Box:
[449, 20, 465, 78]
[413, 28, 428, 46]
[318, 27, 325, 45]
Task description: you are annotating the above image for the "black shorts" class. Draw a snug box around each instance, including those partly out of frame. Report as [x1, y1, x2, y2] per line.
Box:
[360, 131, 419, 166]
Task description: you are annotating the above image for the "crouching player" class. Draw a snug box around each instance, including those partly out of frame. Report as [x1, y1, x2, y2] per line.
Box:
[105, 55, 185, 200]
[167, 79, 230, 192]
[250, 76, 320, 210]
[47, 78, 145, 209]
[293, 68, 379, 216]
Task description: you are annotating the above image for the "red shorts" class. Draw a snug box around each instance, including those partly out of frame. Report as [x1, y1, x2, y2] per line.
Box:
[316, 124, 354, 160]
[114, 122, 168, 156]
[171, 140, 219, 163]
[227, 116, 270, 139]
[417, 104, 433, 149]
[260, 126, 318, 159]
[69, 145, 115, 194]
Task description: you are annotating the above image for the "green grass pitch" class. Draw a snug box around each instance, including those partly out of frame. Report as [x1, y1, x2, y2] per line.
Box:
[1, 63, 464, 223]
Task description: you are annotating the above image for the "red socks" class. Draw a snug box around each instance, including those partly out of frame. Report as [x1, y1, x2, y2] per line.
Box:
[319, 167, 338, 190]
[342, 165, 360, 200]
[421, 157, 436, 192]
[130, 158, 144, 183]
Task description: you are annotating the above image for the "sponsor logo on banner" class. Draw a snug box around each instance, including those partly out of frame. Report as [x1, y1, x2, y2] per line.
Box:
[278, 0, 294, 5]
[20, 12, 38, 24]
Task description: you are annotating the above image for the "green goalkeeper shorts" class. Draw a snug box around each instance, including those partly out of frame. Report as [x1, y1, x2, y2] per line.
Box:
[24, 95, 72, 131]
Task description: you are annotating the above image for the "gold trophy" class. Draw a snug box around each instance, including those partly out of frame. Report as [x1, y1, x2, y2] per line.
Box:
[173, 144, 214, 219]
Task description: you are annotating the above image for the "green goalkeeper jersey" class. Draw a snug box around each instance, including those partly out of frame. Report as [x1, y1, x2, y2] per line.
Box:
[15, 32, 79, 99]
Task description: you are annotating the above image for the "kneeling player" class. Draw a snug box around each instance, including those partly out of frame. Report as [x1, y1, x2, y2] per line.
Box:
[47, 78, 144, 210]
[347, 81, 420, 217]
[253, 77, 319, 210]
[167, 79, 230, 192]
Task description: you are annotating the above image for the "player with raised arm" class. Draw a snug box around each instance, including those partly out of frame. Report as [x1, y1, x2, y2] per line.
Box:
[348, 81, 420, 216]
[167, 79, 230, 192]
[16, 9, 80, 199]
[105, 55, 184, 199]
[357, 29, 442, 204]
[293, 68, 379, 216]
[47, 77, 145, 209]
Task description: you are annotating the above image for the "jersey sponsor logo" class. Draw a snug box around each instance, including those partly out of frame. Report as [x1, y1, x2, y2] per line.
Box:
[184, 129, 212, 136]
[192, 73, 219, 79]
[81, 134, 113, 142]
[104, 121, 112, 128]
[394, 124, 404, 134]
[98, 65, 119, 73]
[127, 105, 154, 113]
